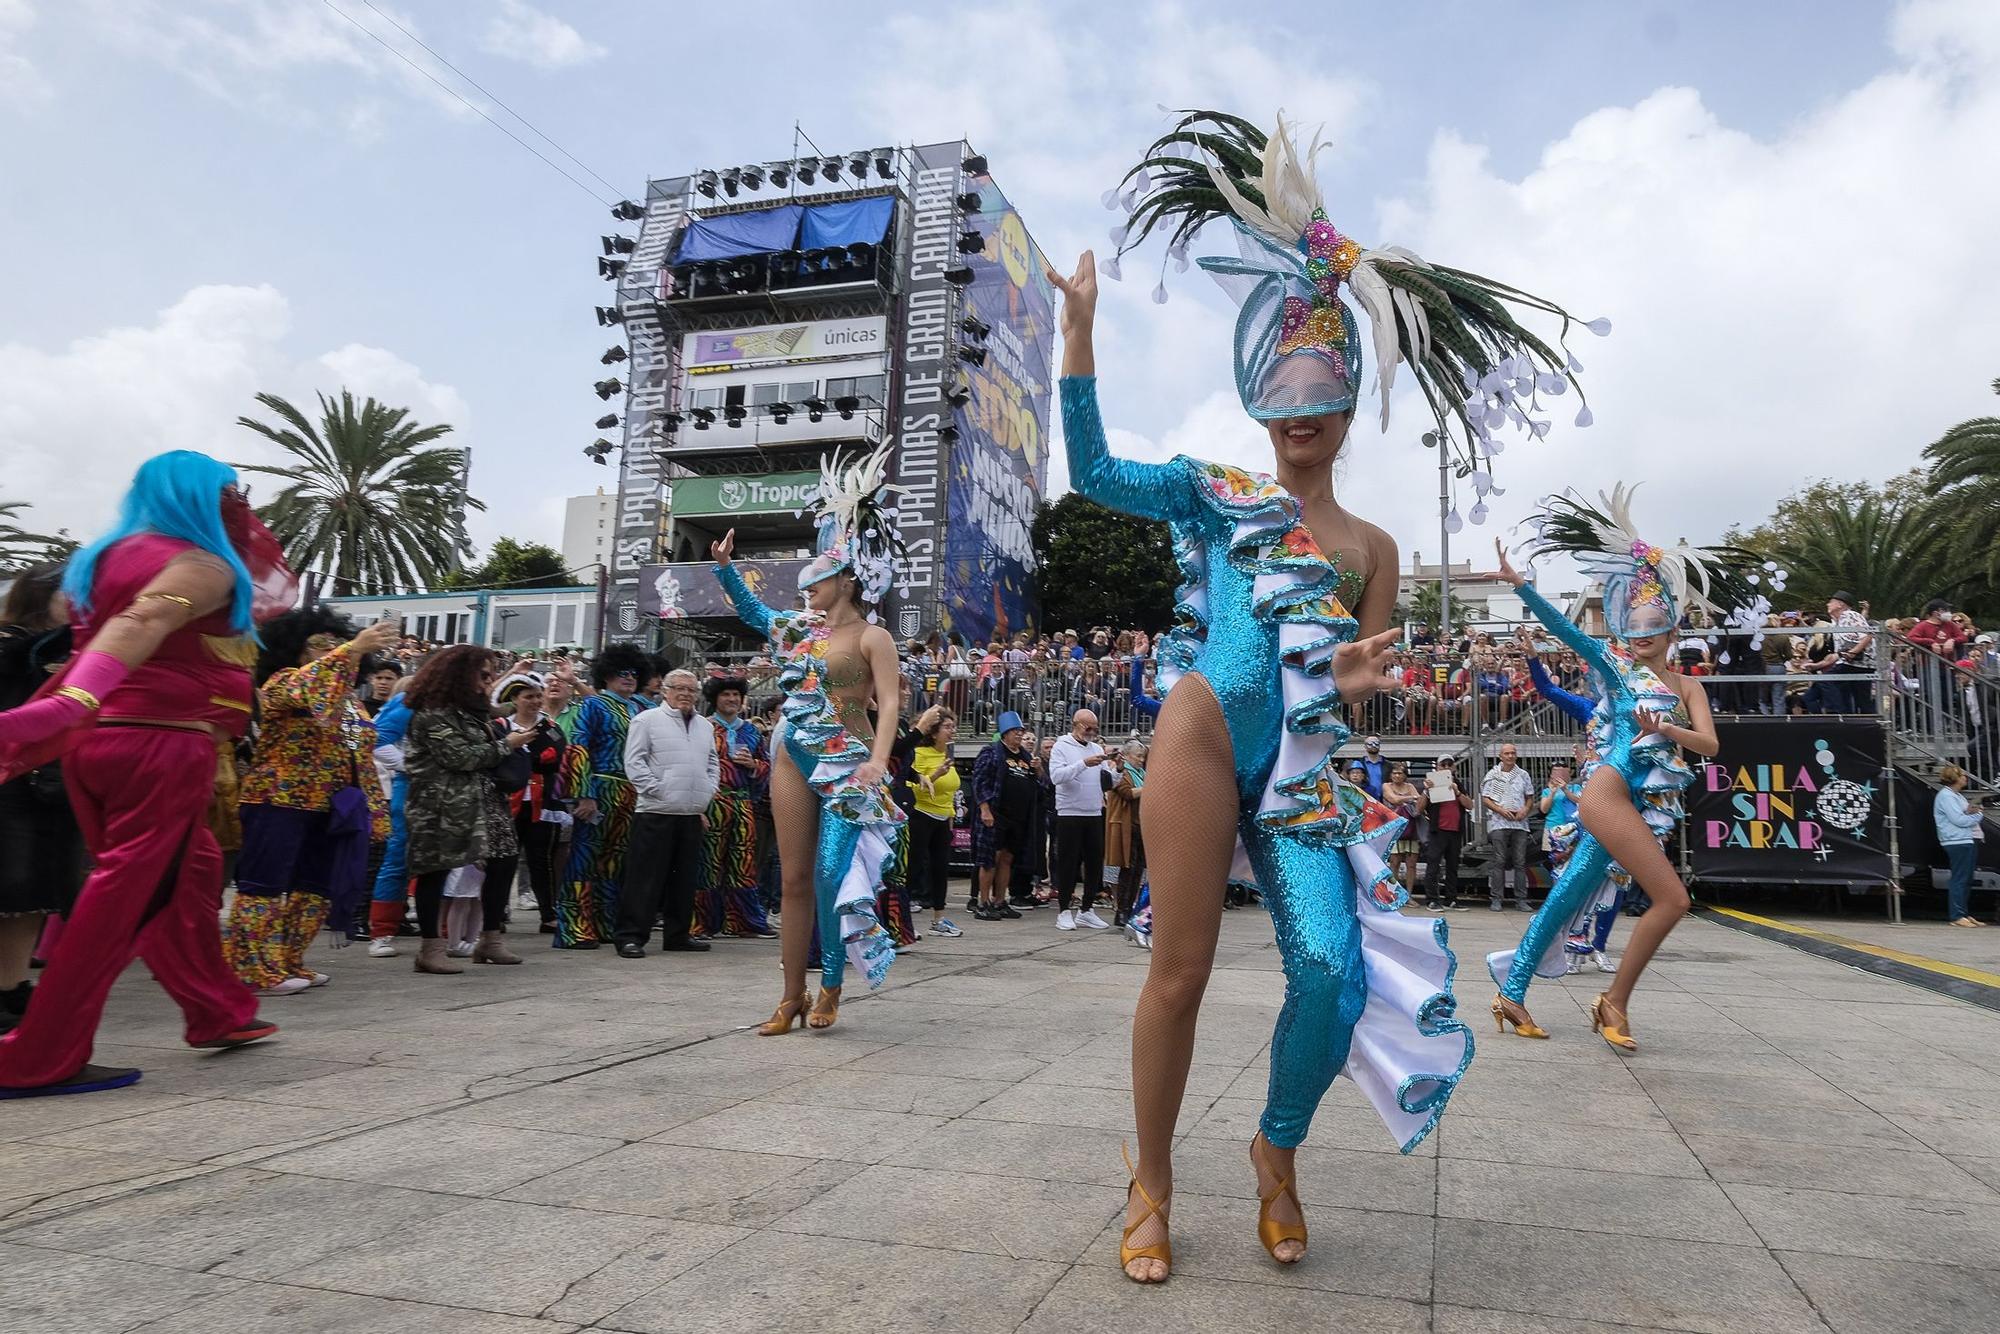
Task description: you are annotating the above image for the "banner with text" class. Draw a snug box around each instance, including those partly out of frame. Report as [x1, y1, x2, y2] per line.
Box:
[639, 559, 809, 621]
[669, 471, 820, 519]
[684, 316, 888, 373]
[1686, 717, 1893, 884]
[939, 168, 1054, 648]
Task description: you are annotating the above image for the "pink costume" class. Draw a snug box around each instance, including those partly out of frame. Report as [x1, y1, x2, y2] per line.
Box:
[0, 534, 261, 1088]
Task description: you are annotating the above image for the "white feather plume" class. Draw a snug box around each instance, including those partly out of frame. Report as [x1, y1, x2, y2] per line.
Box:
[1200, 109, 1324, 249]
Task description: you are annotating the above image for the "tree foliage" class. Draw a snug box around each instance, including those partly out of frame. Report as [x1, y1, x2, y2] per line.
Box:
[1402, 579, 1471, 636]
[0, 498, 63, 574]
[236, 390, 481, 596]
[1031, 492, 1178, 634]
[1925, 376, 2000, 590]
[441, 537, 573, 590]
[1725, 469, 1964, 617]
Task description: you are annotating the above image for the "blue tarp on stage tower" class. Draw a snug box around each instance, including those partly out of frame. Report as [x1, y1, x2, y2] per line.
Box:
[673, 204, 804, 262]
[800, 197, 896, 251]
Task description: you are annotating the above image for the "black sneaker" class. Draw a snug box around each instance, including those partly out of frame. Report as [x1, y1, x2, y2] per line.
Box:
[999, 902, 1023, 919]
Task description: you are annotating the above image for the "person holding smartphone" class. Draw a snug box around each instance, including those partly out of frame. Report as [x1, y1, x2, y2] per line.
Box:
[1421, 757, 1473, 911]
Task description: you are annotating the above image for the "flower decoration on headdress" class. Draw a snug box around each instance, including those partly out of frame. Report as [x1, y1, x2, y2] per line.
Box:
[1102, 109, 1610, 477]
[799, 441, 909, 609]
[1519, 484, 1785, 646]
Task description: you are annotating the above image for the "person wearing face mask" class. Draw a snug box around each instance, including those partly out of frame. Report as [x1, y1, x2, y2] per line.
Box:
[1487, 493, 1763, 1051]
[1050, 106, 1600, 1279]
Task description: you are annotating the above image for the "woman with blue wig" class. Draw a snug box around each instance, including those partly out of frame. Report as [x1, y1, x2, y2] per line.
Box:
[1055, 109, 1604, 1281]
[0, 450, 299, 1097]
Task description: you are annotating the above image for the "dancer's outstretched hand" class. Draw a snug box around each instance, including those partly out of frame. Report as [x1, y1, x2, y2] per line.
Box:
[710, 528, 736, 565]
[1333, 627, 1403, 704]
[1045, 250, 1097, 342]
[1495, 539, 1525, 588]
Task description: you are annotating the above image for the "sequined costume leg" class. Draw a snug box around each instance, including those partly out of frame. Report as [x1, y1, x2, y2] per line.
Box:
[814, 808, 863, 989]
[1495, 838, 1615, 1004]
[1242, 826, 1368, 1149]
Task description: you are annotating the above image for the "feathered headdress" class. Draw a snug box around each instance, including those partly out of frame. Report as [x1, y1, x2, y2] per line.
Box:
[1521, 485, 1784, 645]
[801, 441, 909, 608]
[1105, 109, 1608, 474]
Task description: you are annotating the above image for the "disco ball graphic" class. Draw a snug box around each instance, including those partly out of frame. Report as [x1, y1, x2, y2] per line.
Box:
[1816, 778, 1872, 833]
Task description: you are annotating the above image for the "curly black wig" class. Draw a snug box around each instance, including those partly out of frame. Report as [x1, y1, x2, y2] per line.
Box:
[591, 642, 652, 689]
[703, 675, 750, 708]
[255, 606, 359, 688]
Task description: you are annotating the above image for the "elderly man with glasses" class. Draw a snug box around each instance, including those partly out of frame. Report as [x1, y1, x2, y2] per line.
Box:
[1048, 708, 1113, 931]
[615, 669, 719, 959]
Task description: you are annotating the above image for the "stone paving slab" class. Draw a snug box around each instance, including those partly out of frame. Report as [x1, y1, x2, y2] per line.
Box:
[6, 897, 2000, 1330]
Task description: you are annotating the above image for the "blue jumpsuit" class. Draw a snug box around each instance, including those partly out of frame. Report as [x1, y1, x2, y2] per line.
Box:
[1064, 376, 1471, 1153]
[1489, 583, 1693, 1000]
[714, 565, 901, 991]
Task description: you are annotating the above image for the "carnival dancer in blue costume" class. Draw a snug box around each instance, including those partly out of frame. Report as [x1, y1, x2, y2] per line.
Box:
[1487, 489, 1775, 1051]
[712, 445, 906, 1035]
[1065, 109, 1605, 1283]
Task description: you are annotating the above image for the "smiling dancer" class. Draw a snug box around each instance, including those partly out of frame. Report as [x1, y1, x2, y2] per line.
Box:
[1487, 493, 1772, 1050]
[712, 445, 906, 1034]
[0, 452, 295, 1097]
[1064, 108, 1602, 1282]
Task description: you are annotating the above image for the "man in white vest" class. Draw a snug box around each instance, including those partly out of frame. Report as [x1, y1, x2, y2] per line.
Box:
[1048, 709, 1112, 931]
[616, 670, 719, 958]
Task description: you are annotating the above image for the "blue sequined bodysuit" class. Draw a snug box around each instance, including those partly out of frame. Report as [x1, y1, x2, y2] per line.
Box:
[1063, 376, 1471, 1153]
[1487, 582, 1694, 998]
[712, 564, 902, 991]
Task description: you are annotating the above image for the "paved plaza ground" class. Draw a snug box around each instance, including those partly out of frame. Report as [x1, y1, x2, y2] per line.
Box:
[5, 896, 2000, 1334]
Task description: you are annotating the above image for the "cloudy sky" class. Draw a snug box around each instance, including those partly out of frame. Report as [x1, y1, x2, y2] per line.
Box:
[2, 0, 1995, 589]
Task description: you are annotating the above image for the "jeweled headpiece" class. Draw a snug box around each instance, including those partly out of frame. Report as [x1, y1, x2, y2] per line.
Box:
[1105, 110, 1608, 472]
[1522, 484, 1784, 644]
[800, 441, 908, 608]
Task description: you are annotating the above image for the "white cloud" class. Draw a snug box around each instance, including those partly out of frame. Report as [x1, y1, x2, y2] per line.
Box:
[943, 0, 2000, 614]
[78, 0, 481, 127]
[0, 284, 483, 546]
[0, 0, 52, 108]
[478, 0, 604, 69]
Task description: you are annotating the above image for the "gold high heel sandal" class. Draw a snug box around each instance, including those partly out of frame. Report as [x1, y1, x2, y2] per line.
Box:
[1119, 1142, 1172, 1283]
[1490, 994, 1549, 1039]
[1591, 994, 1638, 1053]
[1251, 1133, 1307, 1264]
[807, 986, 841, 1031]
[756, 995, 807, 1036]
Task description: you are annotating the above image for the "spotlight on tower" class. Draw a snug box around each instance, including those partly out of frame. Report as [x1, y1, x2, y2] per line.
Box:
[599, 346, 626, 365]
[601, 234, 636, 255]
[595, 413, 619, 430]
[960, 315, 990, 339]
[874, 147, 894, 179]
[610, 200, 645, 221]
[593, 378, 623, 400]
[962, 153, 988, 175]
[595, 306, 624, 326]
[598, 257, 626, 280]
[956, 191, 982, 214]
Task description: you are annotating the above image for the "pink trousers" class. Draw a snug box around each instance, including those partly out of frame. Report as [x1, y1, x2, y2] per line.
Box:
[0, 727, 258, 1088]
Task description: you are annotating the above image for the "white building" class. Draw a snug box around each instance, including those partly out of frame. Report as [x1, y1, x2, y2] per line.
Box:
[323, 586, 599, 652]
[562, 489, 616, 578]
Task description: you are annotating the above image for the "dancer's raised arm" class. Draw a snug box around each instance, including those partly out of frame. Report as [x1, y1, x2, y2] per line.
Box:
[1048, 251, 1195, 524]
[1497, 540, 1621, 700]
[709, 529, 774, 641]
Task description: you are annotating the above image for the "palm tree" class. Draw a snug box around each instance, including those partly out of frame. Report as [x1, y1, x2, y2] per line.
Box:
[1754, 486, 1960, 616]
[236, 390, 482, 595]
[0, 497, 61, 573]
[1926, 376, 2000, 583]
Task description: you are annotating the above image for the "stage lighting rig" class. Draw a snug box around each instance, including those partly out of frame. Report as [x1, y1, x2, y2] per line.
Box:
[797, 159, 817, 185]
[595, 413, 619, 429]
[940, 423, 960, 444]
[610, 200, 645, 221]
[833, 395, 860, 420]
[945, 380, 972, 408]
[741, 164, 764, 189]
[942, 264, 973, 285]
[803, 396, 828, 422]
[960, 315, 989, 339]
[601, 235, 636, 255]
[874, 147, 894, 178]
[599, 346, 626, 366]
[584, 438, 615, 465]
[691, 408, 716, 430]
[768, 161, 791, 188]
[595, 306, 623, 326]
[724, 404, 747, 428]
[962, 153, 987, 174]
[696, 169, 720, 198]
[594, 377, 623, 400]
[847, 152, 869, 179]
[956, 191, 982, 214]
[957, 346, 987, 367]
[821, 156, 842, 181]
[598, 257, 625, 280]
[721, 168, 742, 197]
[957, 230, 985, 254]
[769, 401, 793, 425]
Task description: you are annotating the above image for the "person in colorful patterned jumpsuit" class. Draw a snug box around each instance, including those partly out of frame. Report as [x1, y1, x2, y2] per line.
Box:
[553, 643, 652, 949]
[696, 674, 775, 940]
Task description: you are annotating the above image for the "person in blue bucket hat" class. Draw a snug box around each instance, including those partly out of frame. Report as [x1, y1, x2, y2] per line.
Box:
[969, 710, 1037, 922]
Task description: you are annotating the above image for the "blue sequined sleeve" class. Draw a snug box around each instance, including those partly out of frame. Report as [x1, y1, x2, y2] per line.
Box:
[1519, 582, 1626, 703]
[1526, 655, 1595, 724]
[713, 562, 774, 640]
[1060, 376, 1196, 523]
